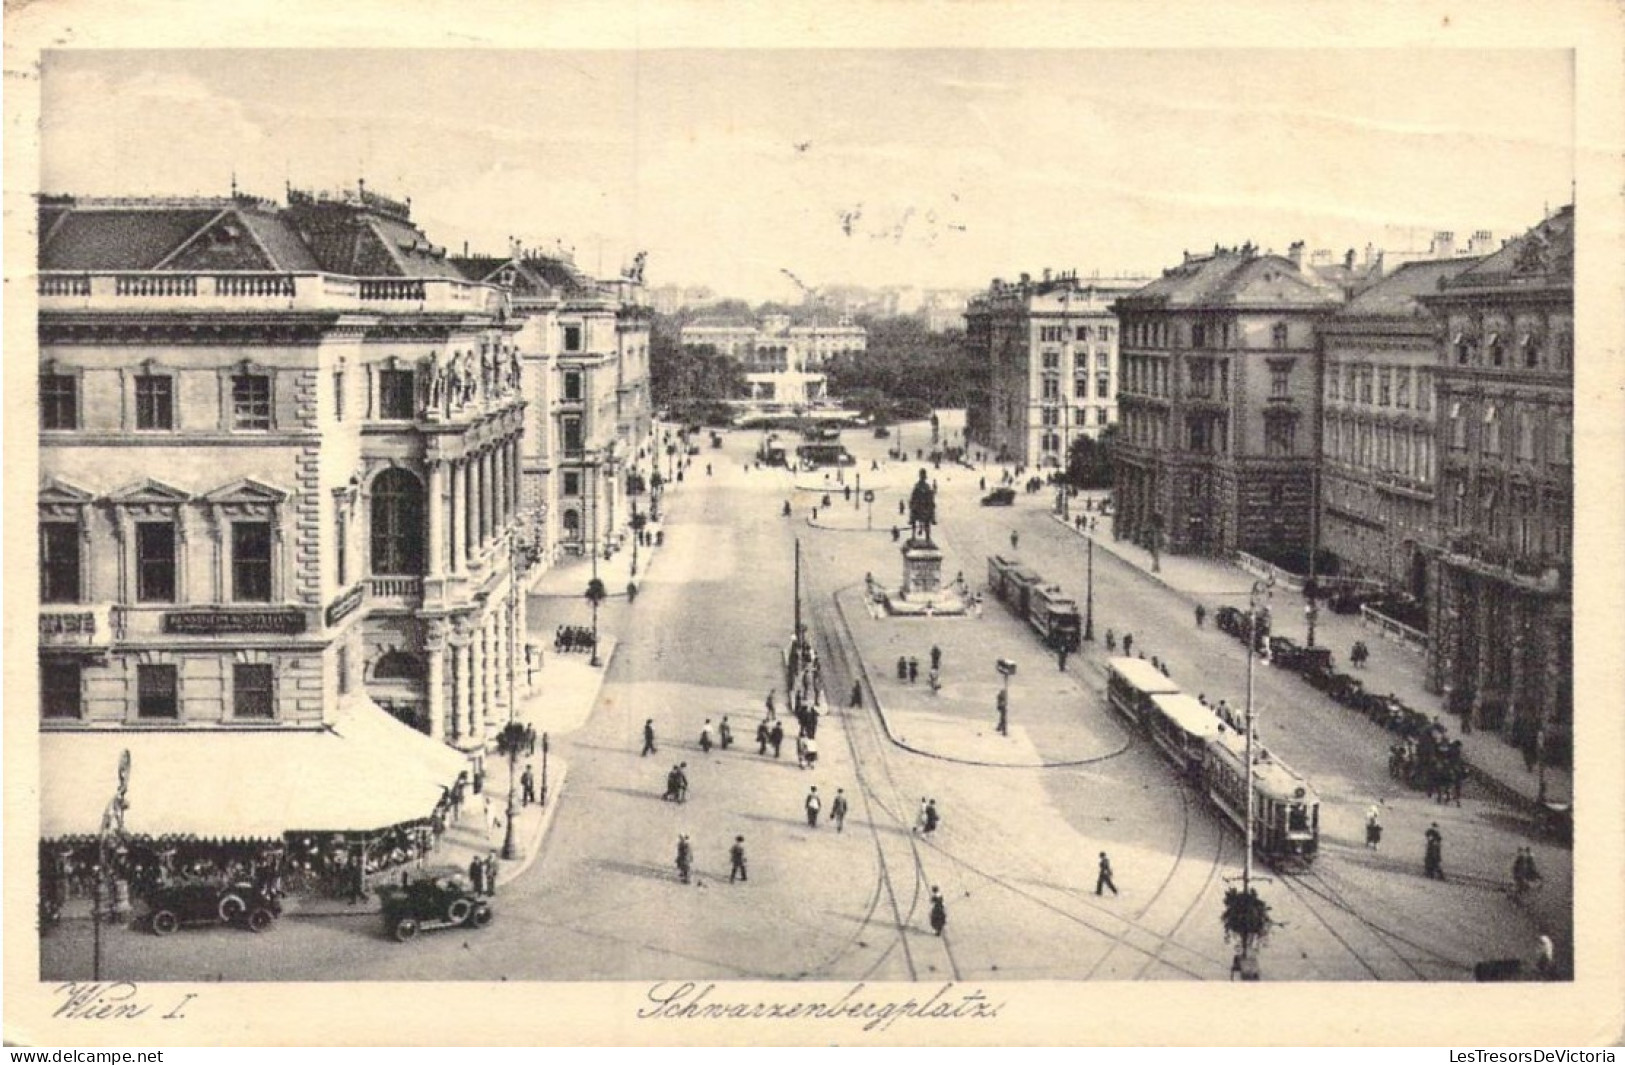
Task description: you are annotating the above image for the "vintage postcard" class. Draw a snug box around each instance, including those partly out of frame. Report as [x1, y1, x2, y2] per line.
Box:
[5, 0, 1623, 1048]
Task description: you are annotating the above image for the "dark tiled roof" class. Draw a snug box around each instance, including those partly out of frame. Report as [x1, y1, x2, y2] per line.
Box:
[41, 207, 224, 270]
[1121, 251, 1344, 309]
[368, 215, 465, 280]
[1341, 258, 1483, 317]
[1442, 205, 1572, 291]
[237, 210, 321, 272]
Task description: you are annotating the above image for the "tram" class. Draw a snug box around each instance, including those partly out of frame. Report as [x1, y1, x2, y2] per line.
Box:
[1202, 727, 1321, 864]
[986, 555, 1083, 651]
[1145, 692, 1225, 779]
[1104, 656, 1181, 726]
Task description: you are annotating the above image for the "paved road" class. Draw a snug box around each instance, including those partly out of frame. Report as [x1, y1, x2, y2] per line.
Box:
[42, 421, 1565, 982]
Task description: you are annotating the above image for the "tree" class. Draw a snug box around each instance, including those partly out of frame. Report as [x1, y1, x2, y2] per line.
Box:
[1221, 886, 1275, 973]
[494, 722, 529, 860]
[585, 578, 607, 667]
[1065, 424, 1119, 490]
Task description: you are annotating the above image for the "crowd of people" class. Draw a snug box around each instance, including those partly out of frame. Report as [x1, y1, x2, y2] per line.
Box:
[554, 625, 598, 655]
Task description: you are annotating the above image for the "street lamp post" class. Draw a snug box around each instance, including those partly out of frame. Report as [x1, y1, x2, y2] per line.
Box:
[94, 750, 131, 981]
[1084, 527, 1095, 642]
[1240, 575, 1274, 971]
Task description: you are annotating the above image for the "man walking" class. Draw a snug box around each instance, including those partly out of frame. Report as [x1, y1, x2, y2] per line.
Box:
[729, 836, 748, 883]
[996, 688, 1009, 736]
[907, 657, 919, 684]
[700, 719, 714, 754]
[1365, 804, 1382, 849]
[929, 886, 947, 937]
[769, 719, 785, 758]
[1122, 632, 1134, 657]
[521, 763, 536, 806]
[1194, 604, 1206, 628]
[930, 645, 942, 673]
[675, 763, 690, 804]
[923, 798, 940, 835]
[1424, 823, 1445, 880]
[719, 716, 734, 751]
[675, 835, 692, 884]
[1096, 851, 1119, 896]
[1057, 647, 1069, 672]
[642, 719, 657, 757]
[831, 788, 849, 832]
[805, 786, 822, 828]
[850, 680, 863, 708]
[485, 852, 500, 897]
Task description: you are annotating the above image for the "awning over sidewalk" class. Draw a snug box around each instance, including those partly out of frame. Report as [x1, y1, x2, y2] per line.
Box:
[41, 697, 470, 840]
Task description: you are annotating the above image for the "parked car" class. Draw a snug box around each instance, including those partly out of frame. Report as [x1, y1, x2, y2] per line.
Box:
[379, 869, 492, 942]
[980, 487, 1016, 507]
[147, 880, 282, 935]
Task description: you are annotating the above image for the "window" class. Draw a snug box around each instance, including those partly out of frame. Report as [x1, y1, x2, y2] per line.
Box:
[562, 415, 584, 454]
[232, 521, 273, 602]
[41, 660, 82, 720]
[1550, 416, 1571, 466]
[1449, 402, 1467, 451]
[1358, 366, 1373, 404]
[1097, 352, 1110, 370]
[1096, 407, 1109, 426]
[1454, 333, 1475, 366]
[135, 375, 174, 430]
[1378, 369, 1391, 407]
[336, 643, 350, 696]
[370, 469, 425, 576]
[1483, 404, 1501, 455]
[563, 472, 582, 497]
[1269, 361, 1293, 398]
[1041, 350, 1061, 371]
[136, 522, 176, 603]
[563, 370, 583, 402]
[1039, 326, 1064, 343]
[233, 663, 275, 719]
[1074, 377, 1089, 400]
[335, 504, 348, 588]
[1523, 333, 1541, 369]
[1188, 360, 1213, 399]
[1417, 370, 1432, 413]
[378, 369, 416, 419]
[1271, 322, 1289, 349]
[41, 373, 78, 430]
[1191, 323, 1207, 348]
[40, 522, 81, 604]
[1041, 407, 1060, 427]
[1326, 365, 1340, 402]
[1516, 409, 1535, 462]
[1098, 326, 1112, 343]
[1042, 377, 1060, 401]
[232, 374, 272, 430]
[1395, 368, 1411, 408]
[1555, 330, 1572, 371]
[1187, 415, 1211, 453]
[1076, 326, 1091, 342]
[1487, 333, 1505, 367]
[334, 369, 346, 421]
[137, 664, 179, 719]
[563, 325, 583, 352]
[1265, 415, 1296, 457]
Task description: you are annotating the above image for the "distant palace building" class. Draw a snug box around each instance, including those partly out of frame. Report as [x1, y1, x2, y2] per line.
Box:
[679, 313, 866, 408]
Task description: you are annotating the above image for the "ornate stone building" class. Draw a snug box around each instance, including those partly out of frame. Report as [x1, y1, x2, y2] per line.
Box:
[1318, 258, 1479, 592]
[964, 270, 1145, 466]
[1419, 206, 1573, 768]
[1111, 247, 1343, 558]
[37, 188, 530, 836]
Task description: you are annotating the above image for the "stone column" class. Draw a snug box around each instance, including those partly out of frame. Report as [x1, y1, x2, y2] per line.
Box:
[1506, 593, 1524, 735]
[449, 460, 465, 576]
[453, 633, 472, 743]
[492, 605, 506, 715]
[475, 616, 493, 744]
[1471, 577, 1491, 731]
[475, 449, 488, 552]
[425, 622, 447, 742]
[463, 455, 476, 566]
[427, 460, 446, 577]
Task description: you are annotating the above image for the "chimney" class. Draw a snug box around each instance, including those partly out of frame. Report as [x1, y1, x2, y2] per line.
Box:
[1344, 248, 1356, 270]
[1432, 231, 1455, 260]
[1469, 230, 1494, 255]
[1043, 268, 1052, 282]
[1364, 242, 1376, 266]
[1288, 241, 1305, 267]
[463, 240, 469, 257]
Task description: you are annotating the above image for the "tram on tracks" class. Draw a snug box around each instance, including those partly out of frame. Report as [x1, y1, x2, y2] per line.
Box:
[1104, 656, 1321, 866]
[986, 555, 1084, 652]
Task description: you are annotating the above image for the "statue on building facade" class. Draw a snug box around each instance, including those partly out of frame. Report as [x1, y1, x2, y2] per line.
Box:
[424, 352, 444, 414]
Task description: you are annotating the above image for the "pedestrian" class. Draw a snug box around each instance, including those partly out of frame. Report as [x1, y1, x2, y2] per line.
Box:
[1194, 604, 1206, 628]
[1535, 932, 1555, 979]
[1058, 647, 1069, 672]
[1096, 851, 1119, 896]
[996, 688, 1009, 736]
[769, 720, 785, 758]
[485, 852, 499, 897]
[914, 797, 930, 834]
[1122, 632, 1133, 657]
[1424, 822, 1445, 880]
[929, 886, 947, 936]
[756, 717, 770, 755]
[850, 680, 863, 708]
[700, 719, 714, 754]
[521, 763, 536, 806]
[719, 716, 734, 751]
[642, 718, 657, 757]
[1105, 628, 1116, 652]
[1010, 530, 1019, 550]
[805, 786, 822, 828]
[803, 735, 819, 769]
[897, 656, 908, 681]
[468, 855, 486, 896]
[766, 689, 776, 716]
[729, 836, 748, 883]
[928, 668, 941, 695]
[923, 799, 940, 835]
[930, 645, 942, 672]
[795, 733, 809, 769]
[1365, 804, 1382, 849]
[676, 835, 692, 884]
[831, 788, 849, 832]
[907, 657, 919, 684]
[675, 763, 690, 803]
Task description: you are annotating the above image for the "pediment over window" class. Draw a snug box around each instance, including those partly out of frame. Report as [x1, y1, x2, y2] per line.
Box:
[201, 478, 289, 506]
[106, 478, 191, 506]
[39, 476, 96, 506]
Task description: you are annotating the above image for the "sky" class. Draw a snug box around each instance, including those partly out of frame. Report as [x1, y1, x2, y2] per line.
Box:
[39, 49, 1574, 302]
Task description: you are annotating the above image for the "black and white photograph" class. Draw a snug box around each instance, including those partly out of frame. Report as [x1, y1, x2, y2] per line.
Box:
[5, 0, 1623, 1049]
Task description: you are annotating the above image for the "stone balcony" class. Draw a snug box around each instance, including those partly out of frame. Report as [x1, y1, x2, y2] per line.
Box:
[38, 271, 505, 317]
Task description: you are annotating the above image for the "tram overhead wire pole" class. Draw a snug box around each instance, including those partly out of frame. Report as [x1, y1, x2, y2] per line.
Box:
[1241, 575, 1274, 971]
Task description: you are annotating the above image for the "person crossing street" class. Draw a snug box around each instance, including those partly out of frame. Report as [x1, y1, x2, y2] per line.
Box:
[804, 786, 822, 828]
[729, 836, 748, 883]
[1095, 852, 1118, 896]
[831, 788, 849, 832]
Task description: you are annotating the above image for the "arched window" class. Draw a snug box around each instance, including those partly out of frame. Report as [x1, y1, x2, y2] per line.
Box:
[562, 509, 582, 542]
[372, 650, 426, 681]
[370, 468, 425, 575]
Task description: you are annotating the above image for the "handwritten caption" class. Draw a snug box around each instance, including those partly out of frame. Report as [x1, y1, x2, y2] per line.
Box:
[53, 983, 196, 1022]
[638, 981, 1004, 1033]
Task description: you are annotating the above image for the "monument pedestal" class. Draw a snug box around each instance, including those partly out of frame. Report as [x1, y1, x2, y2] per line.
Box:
[901, 538, 944, 596]
[880, 535, 970, 616]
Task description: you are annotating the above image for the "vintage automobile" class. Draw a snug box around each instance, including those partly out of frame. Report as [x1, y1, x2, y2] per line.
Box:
[980, 487, 1016, 507]
[147, 880, 282, 935]
[379, 868, 493, 942]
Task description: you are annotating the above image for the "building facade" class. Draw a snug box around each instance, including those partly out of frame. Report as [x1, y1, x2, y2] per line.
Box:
[1111, 247, 1343, 558]
[679, 314, 865, 408]
[37, 188, 533, 838]
[965, 270, 1145, 466]
[1420, 207, 1573, 767]
[1318, 259, 1478, 592]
